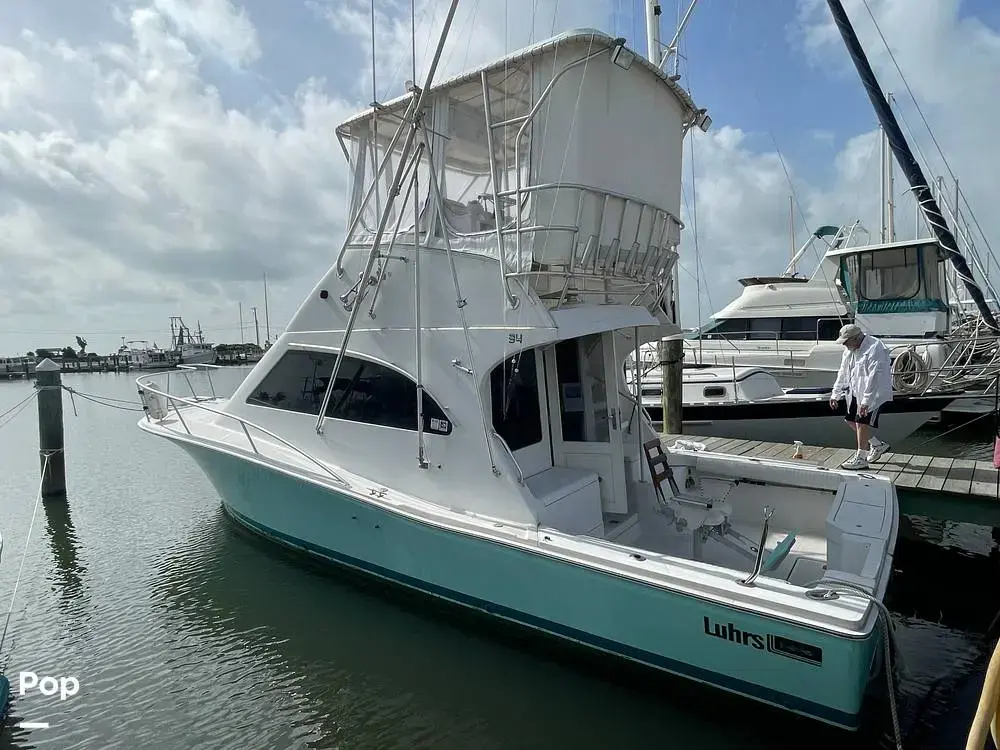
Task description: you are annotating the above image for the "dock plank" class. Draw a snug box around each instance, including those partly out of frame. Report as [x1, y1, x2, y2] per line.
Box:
[657, 433, 999, 500]
[735, 442, 781, 460]
[872, 454, 910, 484]
[915, 457, 954, 493]
[942, 458, 977, 496]
[796, 443, 827, 462]
[893, 454, 933, 489]
[714, 439, 746, 454]
[714, 439, 749, 453]
[736, 440, 771, 457]
[807, 447, 839, 466]
[701, 437, 731, 450]
[732, 440, 765, 456]
[758, 442, 795, 459]
[820, 449, 857, 469]
[971, 462, 999, 499]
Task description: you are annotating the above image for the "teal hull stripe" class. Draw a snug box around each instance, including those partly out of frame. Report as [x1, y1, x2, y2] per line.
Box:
[225, 505, 860, 729]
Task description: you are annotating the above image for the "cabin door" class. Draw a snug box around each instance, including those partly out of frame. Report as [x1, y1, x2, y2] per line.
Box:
[546, 332, 628, 514]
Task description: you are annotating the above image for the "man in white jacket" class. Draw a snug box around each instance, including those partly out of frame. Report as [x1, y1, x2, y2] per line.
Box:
[829, 323, 893, 470]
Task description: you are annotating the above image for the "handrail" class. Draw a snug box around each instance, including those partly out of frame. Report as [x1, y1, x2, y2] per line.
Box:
[136, 371, 350, 487]
[495, 181, 684, 232]
[491, 430, 525, 484]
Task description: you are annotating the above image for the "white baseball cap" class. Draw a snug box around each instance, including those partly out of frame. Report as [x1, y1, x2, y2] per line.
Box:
[835, 323, 864, 344]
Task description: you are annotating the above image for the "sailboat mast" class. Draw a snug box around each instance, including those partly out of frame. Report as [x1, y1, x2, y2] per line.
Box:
[878, 125, 886, 243]
[825, 0, 999, 332]
[886, 93, 895, 242]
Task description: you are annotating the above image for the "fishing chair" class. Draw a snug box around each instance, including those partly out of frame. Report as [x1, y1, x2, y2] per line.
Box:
[643, 439, 787, 565]
[642, 439, 736, 510]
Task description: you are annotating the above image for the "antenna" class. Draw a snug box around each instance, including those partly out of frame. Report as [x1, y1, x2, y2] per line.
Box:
[263, 272, 271, 347]
[789, 195, 795, 271]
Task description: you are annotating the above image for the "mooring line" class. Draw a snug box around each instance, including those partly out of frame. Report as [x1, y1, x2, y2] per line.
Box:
[0, 452, 53, 661]
[0, 391, 38, 431]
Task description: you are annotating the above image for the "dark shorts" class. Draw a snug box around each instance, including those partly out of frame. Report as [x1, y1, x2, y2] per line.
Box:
[845, 397, 881, 428]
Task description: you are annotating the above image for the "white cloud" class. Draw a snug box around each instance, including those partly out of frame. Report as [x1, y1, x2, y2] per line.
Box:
[151, 0, 261, 68]
[307, 0, 609, 102]
[0, 46, 43, 110]
[0, 0, 997, 357]
[0, 2, 355, 352]
[678, 0, 1000, 323]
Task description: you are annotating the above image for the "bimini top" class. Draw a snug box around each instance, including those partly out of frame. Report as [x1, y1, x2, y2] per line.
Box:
[822, 236, 943, 260]
[335, 28, 701, 133]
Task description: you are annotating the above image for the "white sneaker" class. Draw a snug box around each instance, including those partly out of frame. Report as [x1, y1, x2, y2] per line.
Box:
[867, 439, 890, 463]
[842, 453, 869, 470]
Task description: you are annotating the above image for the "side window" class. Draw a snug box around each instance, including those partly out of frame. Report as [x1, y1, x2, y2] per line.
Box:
[817, 318, 845, 341]
[490, 351, 543, 451]
[780, 317, 817, 340]
[246, 350, 451, 435]
[703, 319, 749, 340]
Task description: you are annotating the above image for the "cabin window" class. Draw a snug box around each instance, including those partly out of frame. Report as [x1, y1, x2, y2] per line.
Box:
[747, 318, 780, 340]
[856, 247, 922, 301]
[246, 349, 452, 435]
[703, 386, 726, 398]
[702, 319, 749, 339]
[817, 318, 844, 340]
[703, 316, 847, 342]
[490, 351, 543, 451]
[780, 317, 817, 340]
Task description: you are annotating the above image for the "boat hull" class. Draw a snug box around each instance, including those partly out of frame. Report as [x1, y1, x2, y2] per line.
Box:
[178, 350, 216, 366]
[175, 441, 883, 728]
[643, 395, 955, 448]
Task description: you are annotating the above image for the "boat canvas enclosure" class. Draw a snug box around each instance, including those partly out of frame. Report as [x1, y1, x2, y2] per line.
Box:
[832, 238, 949, 336]
[334, 29, 700, 320]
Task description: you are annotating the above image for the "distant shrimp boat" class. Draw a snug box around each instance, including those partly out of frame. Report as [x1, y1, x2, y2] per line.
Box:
[169, 317, 215, 366]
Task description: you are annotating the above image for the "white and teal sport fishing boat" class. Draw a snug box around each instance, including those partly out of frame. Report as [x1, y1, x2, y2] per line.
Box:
[137, 1, 899, 730]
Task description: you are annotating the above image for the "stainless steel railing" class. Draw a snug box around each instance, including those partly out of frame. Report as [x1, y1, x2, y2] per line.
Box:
[136, 364, 350, 487]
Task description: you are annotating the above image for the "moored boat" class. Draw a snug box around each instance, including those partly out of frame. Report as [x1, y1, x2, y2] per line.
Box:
[137, 2, 899, 730]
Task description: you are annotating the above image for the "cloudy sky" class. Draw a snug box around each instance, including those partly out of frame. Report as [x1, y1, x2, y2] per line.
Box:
[0, 0, 997, 356]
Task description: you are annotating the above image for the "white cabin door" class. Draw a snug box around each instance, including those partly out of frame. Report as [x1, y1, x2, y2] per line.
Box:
[547, 332, 628, 514]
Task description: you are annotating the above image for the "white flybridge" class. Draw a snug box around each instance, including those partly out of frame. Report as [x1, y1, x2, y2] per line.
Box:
[137, 1, 899, 730]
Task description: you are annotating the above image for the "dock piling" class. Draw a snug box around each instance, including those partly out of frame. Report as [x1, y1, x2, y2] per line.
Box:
[35, 358, 66, 499]
[660, 338, 684, 435]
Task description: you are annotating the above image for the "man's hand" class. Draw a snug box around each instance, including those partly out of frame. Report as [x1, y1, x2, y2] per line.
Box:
[829, 398, 839, 410]
[859, 403, 869, 417]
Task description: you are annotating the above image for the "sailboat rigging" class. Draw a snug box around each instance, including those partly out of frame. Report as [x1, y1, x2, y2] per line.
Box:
[825, 0, 999, 333]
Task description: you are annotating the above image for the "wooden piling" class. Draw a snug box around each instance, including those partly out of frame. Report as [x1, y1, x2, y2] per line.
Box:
[660, 337, 684, 435]
[36, 358, 66, 498]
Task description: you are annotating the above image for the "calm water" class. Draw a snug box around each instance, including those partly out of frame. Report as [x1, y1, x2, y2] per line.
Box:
[0, 371, 995, 749]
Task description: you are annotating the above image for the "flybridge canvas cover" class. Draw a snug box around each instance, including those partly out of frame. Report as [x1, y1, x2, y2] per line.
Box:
[335, 30, 695, 276]
[334, 29, 699, 134]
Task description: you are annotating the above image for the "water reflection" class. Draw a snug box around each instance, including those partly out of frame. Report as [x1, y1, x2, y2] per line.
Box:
[42, 497, 88, 611]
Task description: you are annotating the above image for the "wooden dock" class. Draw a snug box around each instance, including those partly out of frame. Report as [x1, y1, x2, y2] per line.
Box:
[661, 433, 1000, 500]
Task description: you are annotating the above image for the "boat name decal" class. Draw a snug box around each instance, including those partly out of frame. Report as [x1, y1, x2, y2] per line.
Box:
[702, 616, 823, 666]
